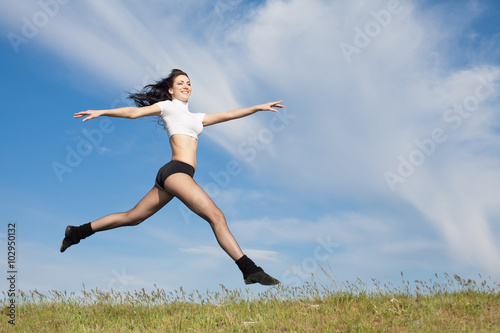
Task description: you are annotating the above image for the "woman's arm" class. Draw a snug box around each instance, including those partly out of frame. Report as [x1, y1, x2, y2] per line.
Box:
[203, 100, 284, 127]
[74, 104, 161, 122]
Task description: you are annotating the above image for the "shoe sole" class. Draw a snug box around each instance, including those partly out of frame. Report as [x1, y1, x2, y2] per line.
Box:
[244, 271, 280, 286]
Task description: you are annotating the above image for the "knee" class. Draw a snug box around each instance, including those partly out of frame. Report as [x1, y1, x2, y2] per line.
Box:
[208, 210, 226, 228]
[127, 219, 144, 226]
[124, 212, 145, 226]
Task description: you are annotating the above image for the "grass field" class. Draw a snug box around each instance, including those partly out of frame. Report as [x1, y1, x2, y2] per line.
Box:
[2, 272, 499, 332]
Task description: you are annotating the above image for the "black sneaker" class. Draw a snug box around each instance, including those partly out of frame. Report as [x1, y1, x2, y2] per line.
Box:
[244, 271, 280, 286]
[60, 226, 80, 253]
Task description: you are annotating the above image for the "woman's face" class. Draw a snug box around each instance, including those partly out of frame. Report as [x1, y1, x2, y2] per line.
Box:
[169, 75, 191, 102]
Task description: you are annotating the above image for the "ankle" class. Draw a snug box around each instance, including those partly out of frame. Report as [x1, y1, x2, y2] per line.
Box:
[70, 222, 95, 241]
[235, 255, 263, 279]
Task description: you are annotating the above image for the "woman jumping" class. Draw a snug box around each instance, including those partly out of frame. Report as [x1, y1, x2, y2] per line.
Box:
[60, 69, 282, 286]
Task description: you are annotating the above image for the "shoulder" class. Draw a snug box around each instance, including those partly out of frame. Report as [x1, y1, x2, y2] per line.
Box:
[156, 100, 173, 112]
[156, 100, 173, 107]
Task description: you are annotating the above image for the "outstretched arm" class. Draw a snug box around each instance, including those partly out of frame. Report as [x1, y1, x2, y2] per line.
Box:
[74, 104, 161, 122]
[202, 101, 284, 126]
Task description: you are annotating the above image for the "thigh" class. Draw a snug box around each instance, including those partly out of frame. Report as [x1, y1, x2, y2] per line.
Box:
[163, 173, 220, 221]
[127, 186, 174, 221]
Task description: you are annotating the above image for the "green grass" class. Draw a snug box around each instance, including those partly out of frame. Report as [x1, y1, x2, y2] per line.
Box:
[2, 272, 499, 332]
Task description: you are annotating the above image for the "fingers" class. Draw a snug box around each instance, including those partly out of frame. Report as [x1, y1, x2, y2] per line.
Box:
[74, 110, 96, 121]
[267, 100, 285, 112]
[74, 111, 89, 118]
[270, 100, 285, 109]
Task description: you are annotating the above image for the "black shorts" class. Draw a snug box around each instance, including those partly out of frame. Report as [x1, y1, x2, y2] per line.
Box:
[155, 160, 195, 189]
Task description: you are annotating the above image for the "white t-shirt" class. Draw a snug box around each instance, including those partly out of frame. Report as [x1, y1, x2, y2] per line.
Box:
[156, 99, 205, 139]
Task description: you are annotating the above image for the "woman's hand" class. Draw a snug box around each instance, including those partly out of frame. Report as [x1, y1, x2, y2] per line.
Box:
[203, 100, 285, 126]
[74, 110, 104, 122]
[258, 100, 285, 112]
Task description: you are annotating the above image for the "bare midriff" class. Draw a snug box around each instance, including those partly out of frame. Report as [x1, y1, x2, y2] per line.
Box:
[169, 134, 198, 170]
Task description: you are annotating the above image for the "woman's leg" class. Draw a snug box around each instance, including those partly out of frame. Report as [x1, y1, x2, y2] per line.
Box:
[163, 173, 279, 285]
[163, 173, 244, 260]
[91, 186, 174, 231]
[61, 186, 173, 252]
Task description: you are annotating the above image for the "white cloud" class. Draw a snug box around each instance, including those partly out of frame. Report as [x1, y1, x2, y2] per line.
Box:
[231, 214, 395, 251]
[180, 245, 226, 258]
[380, 238, 443, 255]
[244, 248, 280, 262]
[180, 245, 279, 262]
[218, 0, 500, 274]
[0, 0, 268, 151]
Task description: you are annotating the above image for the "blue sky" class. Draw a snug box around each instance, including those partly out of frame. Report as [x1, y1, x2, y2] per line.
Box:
[1, 0, 500, 296]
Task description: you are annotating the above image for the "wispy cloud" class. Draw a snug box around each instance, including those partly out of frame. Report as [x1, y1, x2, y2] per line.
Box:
[180, 245, 227, 258]
[231, 214, 391, 245]
[219, 0, 500, 274]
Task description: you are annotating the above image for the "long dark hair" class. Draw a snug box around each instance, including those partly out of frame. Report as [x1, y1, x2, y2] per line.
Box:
[128, 69, 189, 107]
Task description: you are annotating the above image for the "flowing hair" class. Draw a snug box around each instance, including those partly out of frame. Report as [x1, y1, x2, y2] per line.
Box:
[128, 69, 189, 107]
